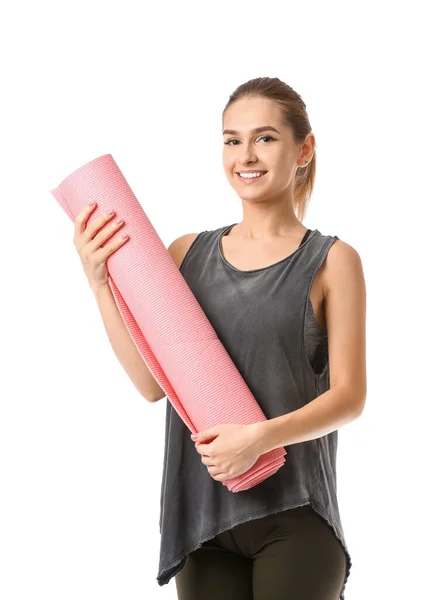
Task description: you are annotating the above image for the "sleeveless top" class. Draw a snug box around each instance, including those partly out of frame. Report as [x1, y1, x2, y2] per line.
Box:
[156, 224, 352, 600]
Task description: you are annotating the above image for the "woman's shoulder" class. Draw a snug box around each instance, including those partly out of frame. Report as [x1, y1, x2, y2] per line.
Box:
[166, 224, 232, 269]
[167, 232, 203, 269]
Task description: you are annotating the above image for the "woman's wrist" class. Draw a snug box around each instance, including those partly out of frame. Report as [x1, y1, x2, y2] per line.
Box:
[91, 281, 110, 298]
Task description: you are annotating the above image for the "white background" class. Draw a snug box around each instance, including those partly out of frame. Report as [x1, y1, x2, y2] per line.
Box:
[1, 1, 436, 598]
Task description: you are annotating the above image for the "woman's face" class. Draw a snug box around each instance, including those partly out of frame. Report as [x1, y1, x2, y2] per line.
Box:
[222, 96, 311, 202]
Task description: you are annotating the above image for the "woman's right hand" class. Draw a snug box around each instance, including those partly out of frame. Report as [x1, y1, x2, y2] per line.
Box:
[73, 202, 129, 292]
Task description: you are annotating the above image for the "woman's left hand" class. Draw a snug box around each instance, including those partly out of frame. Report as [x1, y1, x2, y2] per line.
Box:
[192, 423, 263, 482]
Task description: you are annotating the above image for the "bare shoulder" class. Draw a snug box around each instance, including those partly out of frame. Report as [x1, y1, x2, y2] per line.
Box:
[167, 232, 201, 269]
[322, 237, 365, 298]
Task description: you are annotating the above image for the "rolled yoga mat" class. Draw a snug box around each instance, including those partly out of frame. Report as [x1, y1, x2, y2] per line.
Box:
[50, 154, 286, 492]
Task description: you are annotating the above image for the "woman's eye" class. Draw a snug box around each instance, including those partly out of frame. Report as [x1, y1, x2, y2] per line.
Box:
[224, 135, 275, 146]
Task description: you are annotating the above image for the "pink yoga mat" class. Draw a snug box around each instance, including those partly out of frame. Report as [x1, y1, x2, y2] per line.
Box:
[50, 154, 286, 492]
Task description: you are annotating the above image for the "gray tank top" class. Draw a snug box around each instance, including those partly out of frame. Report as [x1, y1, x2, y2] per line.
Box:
[157, 224, 352, 600]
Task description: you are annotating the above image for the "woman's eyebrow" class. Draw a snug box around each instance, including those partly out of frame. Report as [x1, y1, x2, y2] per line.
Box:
[222, 126, 280, 136]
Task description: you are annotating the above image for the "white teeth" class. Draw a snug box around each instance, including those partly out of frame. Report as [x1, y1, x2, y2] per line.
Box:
[239, 172, 265, 179]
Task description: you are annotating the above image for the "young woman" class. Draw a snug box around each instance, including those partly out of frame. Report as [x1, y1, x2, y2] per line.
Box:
[75, 77, 366, 600]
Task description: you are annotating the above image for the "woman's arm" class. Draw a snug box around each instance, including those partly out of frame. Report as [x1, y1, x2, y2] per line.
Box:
[93, 282, 165, 402]
[92, 233, 200, 403]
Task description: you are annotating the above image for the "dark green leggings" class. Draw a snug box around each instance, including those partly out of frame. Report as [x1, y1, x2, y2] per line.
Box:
[175, 504, 347, 600]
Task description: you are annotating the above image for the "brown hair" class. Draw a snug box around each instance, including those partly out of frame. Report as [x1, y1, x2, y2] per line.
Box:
[222, 77, 315, 222]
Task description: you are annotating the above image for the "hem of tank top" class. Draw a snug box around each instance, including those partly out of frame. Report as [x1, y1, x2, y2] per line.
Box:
[217, 225, 321, 274]
[300, 235, 338, 383]
[157, 496, 352, 599]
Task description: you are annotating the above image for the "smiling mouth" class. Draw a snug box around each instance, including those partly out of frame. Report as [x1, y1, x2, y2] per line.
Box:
[236, 171, 268, 182]
[236, 171, 267, 175]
